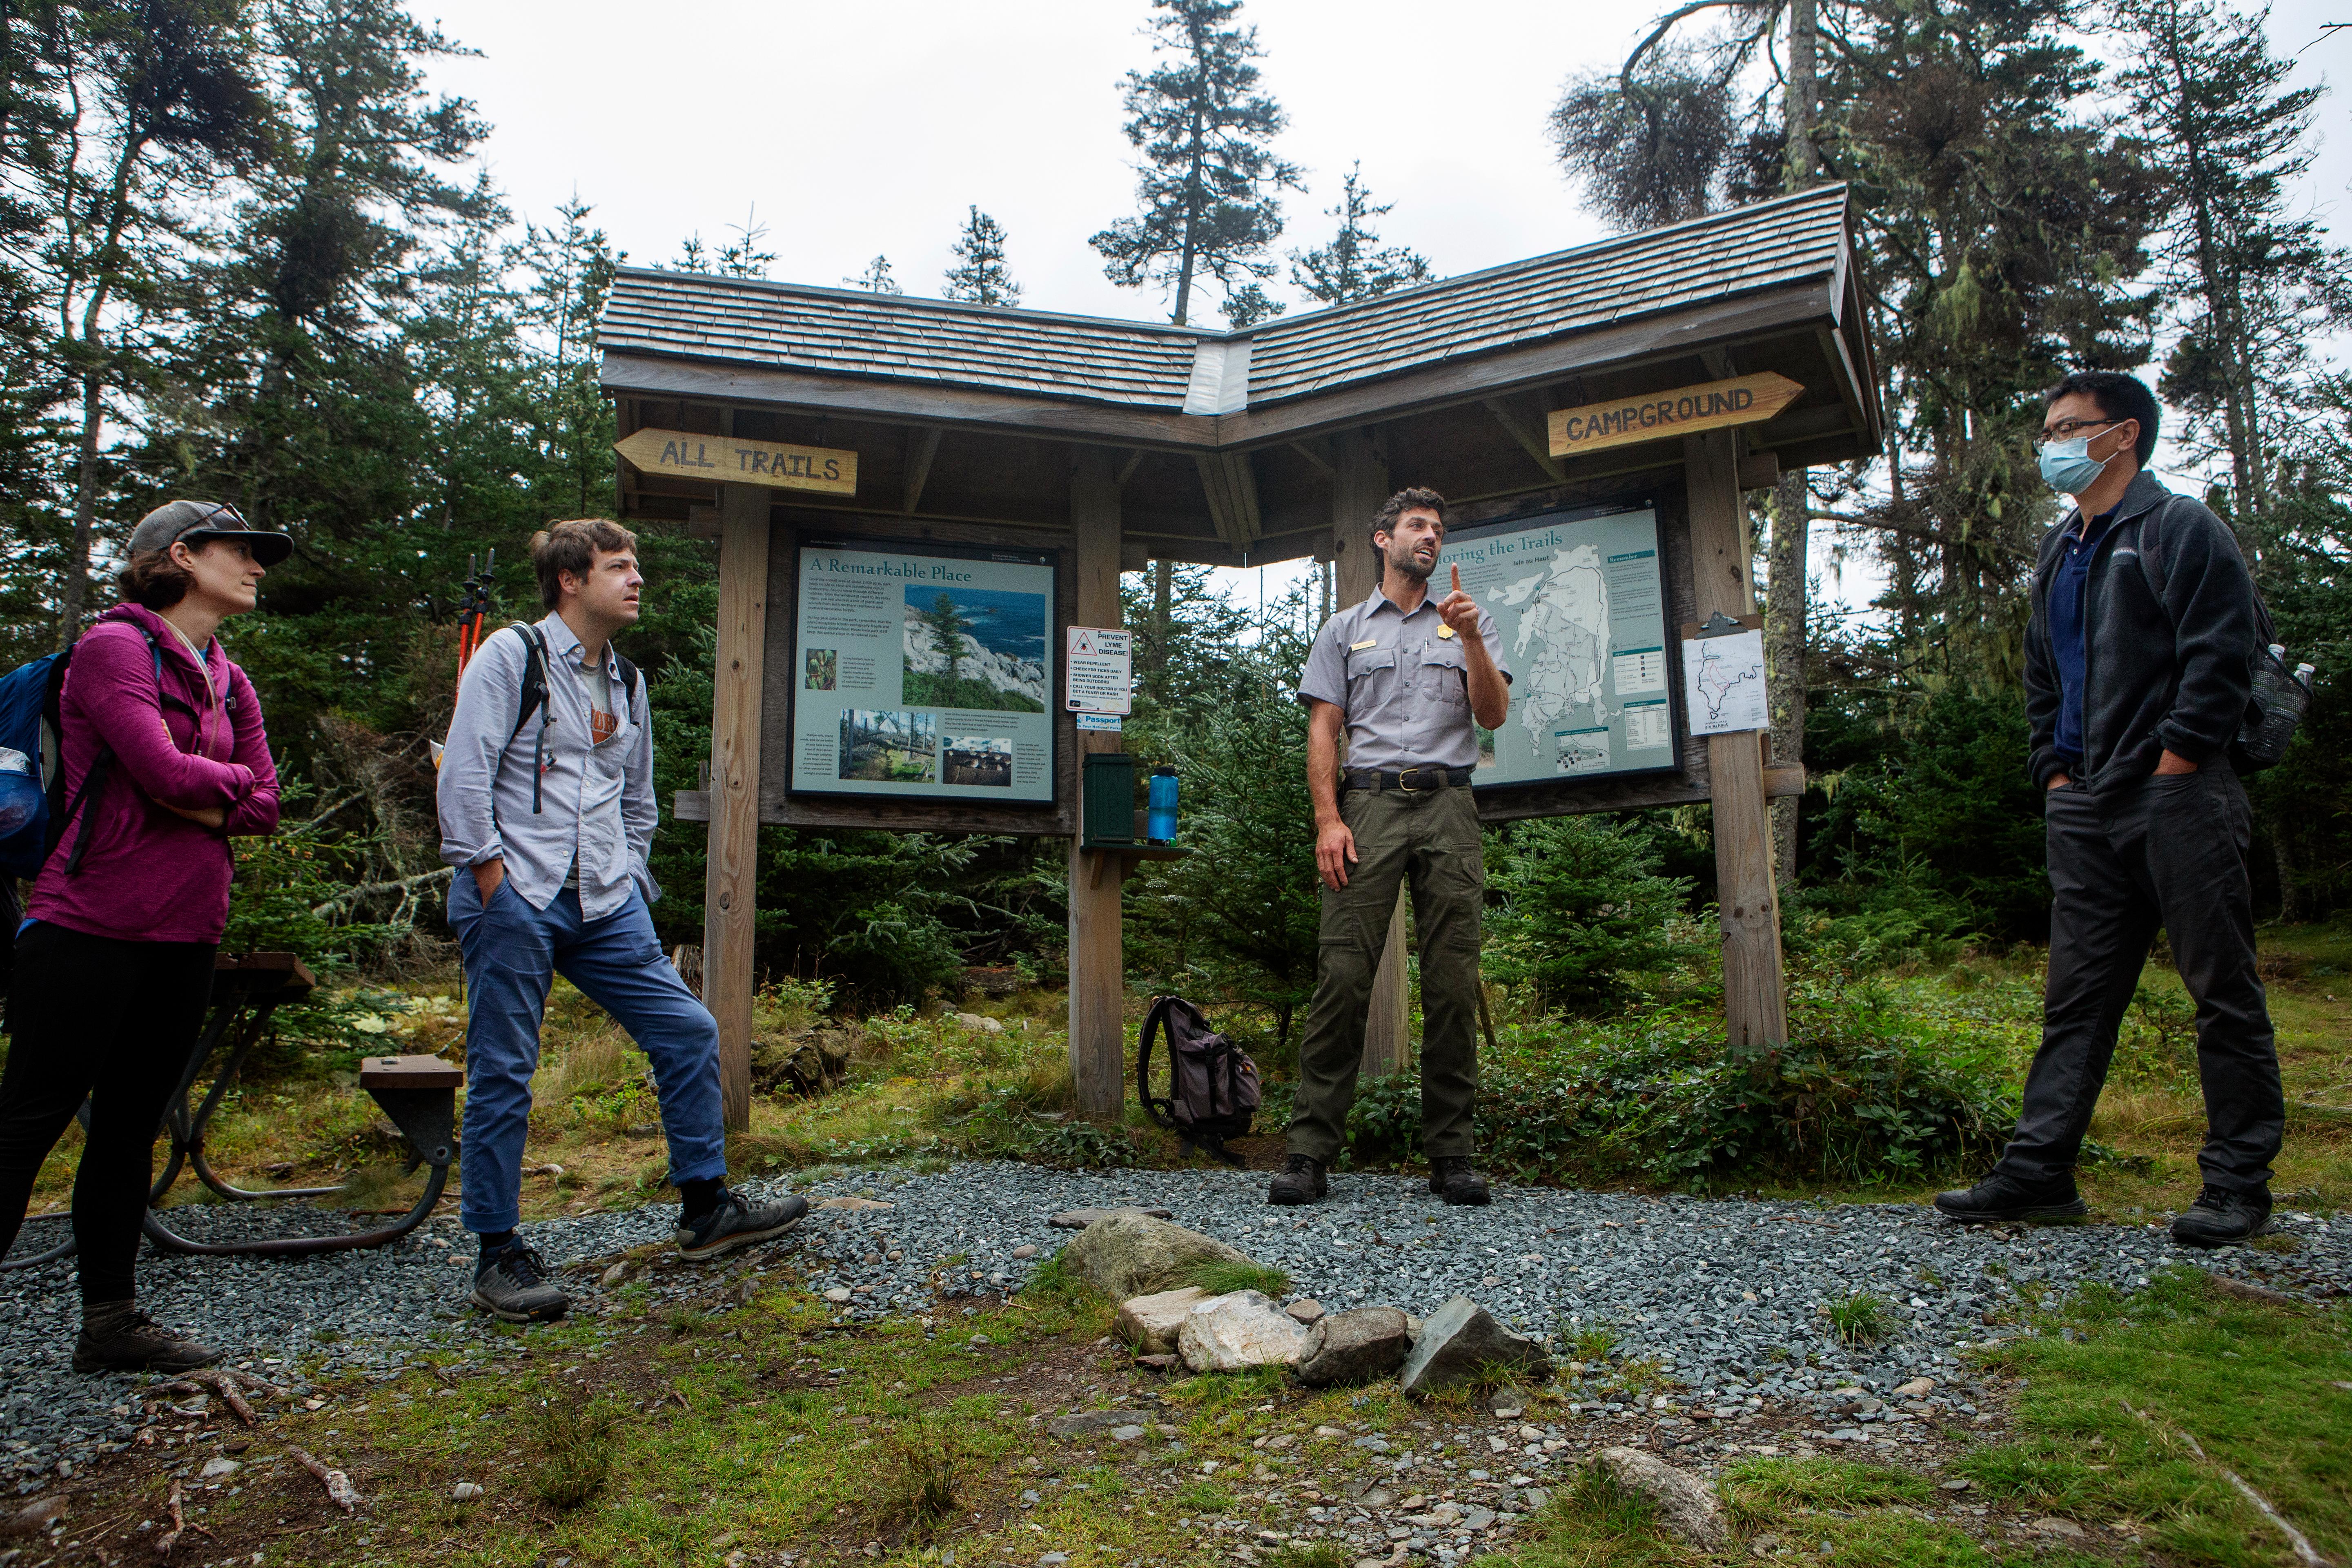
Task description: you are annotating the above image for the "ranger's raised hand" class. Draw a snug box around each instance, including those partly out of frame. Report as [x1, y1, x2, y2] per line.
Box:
[1438, 563, 1481, 641]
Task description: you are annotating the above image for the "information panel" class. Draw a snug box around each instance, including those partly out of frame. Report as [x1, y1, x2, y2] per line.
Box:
[1433, 507, 1675, 786]
[789, 542, 1056, 803]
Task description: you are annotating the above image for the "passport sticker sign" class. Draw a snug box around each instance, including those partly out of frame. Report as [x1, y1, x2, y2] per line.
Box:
[1065, 626, 1133, 714]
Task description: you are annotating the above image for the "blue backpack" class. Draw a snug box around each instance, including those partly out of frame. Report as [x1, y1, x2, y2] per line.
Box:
[0, 623, 172, 884]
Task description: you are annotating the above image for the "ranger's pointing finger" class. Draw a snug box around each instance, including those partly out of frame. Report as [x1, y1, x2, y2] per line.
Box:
[1450, 563, 1462, 596]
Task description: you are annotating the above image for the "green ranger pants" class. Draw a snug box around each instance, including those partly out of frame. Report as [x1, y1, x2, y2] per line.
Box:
[1287, 783, 1485, 1163]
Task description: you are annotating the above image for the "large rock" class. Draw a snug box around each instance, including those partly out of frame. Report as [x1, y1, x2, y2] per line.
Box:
[1589, 1447, 1726, 1548]
[1396, 1296, 1552, 1398]
[1063, 1214, 1250, 1301]
[1049, 1205, 1175, 1231]
[1176, 1290, 1312, 1373]
[1116, 1286, 1209, 1354]
[1295, 1306, 1414, 1386]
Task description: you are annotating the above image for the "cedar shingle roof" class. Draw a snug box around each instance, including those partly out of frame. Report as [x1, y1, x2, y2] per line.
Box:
[599, 185, 1850, 414]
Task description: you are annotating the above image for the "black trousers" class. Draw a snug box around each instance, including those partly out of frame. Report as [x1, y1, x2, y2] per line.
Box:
[1995, 768, 2284, 1192]
[0, 922, 215, 1303]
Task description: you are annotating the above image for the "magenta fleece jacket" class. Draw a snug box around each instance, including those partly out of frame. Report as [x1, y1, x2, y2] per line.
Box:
[24, 604, 280, 944]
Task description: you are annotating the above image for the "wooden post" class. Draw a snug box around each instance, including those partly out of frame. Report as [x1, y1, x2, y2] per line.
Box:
[1684, 428, 1789, 1046]
[704, 474, 770, 1132]
[1067, 447, 1126, 1120]
[1330, 429, 1412, 1076]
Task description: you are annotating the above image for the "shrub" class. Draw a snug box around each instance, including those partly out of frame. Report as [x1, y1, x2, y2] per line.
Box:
[1483, 815, 1695, 1010]
[1182, 1260, 1292, 1296]
[1343, 996, 2016, 1188]
[875, 1417, 968, 1541]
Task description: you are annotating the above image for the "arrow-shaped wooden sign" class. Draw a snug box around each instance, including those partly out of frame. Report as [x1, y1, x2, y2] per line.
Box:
[615, 428, 859, 496]
[1548, 372, 1803, 459]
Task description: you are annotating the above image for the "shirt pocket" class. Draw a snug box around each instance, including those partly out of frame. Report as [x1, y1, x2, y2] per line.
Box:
[1346, 646, 1399, 707]
[1420, 641, 1469, 707]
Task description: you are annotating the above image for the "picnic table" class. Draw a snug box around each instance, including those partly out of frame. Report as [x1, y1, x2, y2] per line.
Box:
[1, 951, 459, 1270]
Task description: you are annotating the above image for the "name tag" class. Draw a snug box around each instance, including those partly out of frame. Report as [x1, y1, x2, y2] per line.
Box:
[1350, 638, 1378, 651]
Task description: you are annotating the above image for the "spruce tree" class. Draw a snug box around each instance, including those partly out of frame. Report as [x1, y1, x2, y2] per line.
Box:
[2116, 0, 2346, 525]
[942, 205, 1020, 306]
[1289, 162, 1431, 306]
[844, 254, 902, 294]
[1089, 0, 1300, 326]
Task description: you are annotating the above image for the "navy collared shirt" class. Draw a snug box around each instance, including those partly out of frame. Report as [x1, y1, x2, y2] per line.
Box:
[2050, 507, 2123, 772]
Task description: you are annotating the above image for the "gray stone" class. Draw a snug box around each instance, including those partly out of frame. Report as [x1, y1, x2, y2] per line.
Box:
[1298, 1305, 1415, 1386]
[1047, 1205, 1174, 1231]
[1588, 1446, 1726, 1549]
[1396, 1296, 1551, 1398]
[198, 1457, 240, 1480]
[1285, 1298, 1326, 1324]
[1047, 1409, 1129, 1438]
[1115, 1286, 1210, 1354]
[1177, 1290, 1312, 1372]
[1063, 1214, 1250, 1301]
[1110, 1425, 1146, 1442]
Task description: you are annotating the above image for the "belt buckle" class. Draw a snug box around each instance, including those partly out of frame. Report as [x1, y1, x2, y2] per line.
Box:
[1397, 767, 1427, 792]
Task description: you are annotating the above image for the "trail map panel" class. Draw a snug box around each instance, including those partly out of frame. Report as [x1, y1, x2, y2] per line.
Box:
[1434, 507, 1675, 786]
[789, 543, 1056, 803]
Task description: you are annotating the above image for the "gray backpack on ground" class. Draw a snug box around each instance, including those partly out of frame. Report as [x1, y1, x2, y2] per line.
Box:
[1137, 995, 1261, 1166]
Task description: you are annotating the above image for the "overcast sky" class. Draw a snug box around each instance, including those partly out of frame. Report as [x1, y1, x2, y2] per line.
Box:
[410, 0, 2349, 614]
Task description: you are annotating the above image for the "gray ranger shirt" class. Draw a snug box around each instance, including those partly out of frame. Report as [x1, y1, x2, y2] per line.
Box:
[436, 612, 659, 920]
[1295, 586, 1511, 772]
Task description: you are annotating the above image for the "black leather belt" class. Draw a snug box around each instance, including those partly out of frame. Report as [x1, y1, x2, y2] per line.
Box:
[1343, 766, 1473, 793]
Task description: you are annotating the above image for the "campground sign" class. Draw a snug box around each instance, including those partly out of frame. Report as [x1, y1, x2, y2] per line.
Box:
[1548, 372, 1802, 459]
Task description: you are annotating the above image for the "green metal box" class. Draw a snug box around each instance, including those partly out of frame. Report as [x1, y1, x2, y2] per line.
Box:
[1080, 753, 1136, 851]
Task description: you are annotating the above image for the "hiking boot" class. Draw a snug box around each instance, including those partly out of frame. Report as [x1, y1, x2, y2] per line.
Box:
[1429, 1156, 1491, 1206]
[1932, 1171, 2087, 1224]
[1267, 1154, 1328, 1206]
[72, 1301, 224, 1374]
[675, 1188, 809, 1263]
[2170, 1183, 2271, 1248]
[470, 1239, 569, 1323]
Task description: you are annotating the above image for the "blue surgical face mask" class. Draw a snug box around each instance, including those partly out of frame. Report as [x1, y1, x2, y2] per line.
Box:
[2038, 437, 2111, 497]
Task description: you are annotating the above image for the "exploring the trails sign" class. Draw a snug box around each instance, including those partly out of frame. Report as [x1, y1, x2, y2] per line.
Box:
[787, 543, 1056, 803]
[1433, 507, 1675, 787]
[1547, 373, 1802, 459]
[615, 427, 859, 495]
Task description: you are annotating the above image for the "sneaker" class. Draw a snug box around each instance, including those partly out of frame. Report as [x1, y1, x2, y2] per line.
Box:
[72, 1301, 224, 1374]
[1267, 1154, 1329, 1206]
[2170, 1183, 2271, 1248]
[675, 1188, 809, 1263]
[1932, 1171, 2088, 1224]
[1429, 1156, 1491, 1206]
[470, 1239, 569, 1323]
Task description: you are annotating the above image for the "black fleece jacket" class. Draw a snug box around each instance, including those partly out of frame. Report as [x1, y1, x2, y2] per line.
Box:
[2024, 470, 2258, 793]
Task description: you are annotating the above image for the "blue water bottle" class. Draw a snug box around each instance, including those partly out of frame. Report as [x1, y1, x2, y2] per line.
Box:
[1147, 766, 1179, 844]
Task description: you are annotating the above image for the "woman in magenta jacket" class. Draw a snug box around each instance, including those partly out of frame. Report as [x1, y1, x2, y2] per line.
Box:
[0, 500, 287, 1372]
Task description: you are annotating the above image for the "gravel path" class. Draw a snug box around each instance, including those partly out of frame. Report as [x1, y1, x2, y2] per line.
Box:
[5, 1163, 2343, 1487]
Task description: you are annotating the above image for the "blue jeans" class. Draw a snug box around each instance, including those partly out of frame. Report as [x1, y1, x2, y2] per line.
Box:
[447, 874, 726, 1234]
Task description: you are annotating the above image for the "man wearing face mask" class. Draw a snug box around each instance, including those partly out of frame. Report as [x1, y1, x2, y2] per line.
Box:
[1935, 371, 2282, 1246]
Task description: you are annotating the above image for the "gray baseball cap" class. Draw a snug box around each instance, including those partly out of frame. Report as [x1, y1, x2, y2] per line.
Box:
[127, 499, 293, 566]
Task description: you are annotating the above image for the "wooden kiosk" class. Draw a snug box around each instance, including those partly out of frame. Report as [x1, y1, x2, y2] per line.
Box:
[600, 184, 1883, 1129]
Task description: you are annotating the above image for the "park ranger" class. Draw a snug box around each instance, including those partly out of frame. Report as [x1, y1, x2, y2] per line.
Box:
[1277, 488, 1511, 1207]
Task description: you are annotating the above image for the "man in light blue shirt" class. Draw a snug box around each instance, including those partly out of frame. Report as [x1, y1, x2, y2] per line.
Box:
[438, 518, 803, 1321]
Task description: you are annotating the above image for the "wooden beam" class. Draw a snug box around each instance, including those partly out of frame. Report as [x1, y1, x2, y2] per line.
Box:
[901, 425, 942, 514]
[1685, 427, 1788, 1048]
[1327, 428, 1412, 1078]
[1195, 450, 1264, 552]
[705, 473, 773, 1133]
[1738, 450, 1782, 491]
[1116, 448, 1148, 488]
[1481, 396, 1566, 483]
[1068, 447, 1126, 1120]
[1288, 437, 1337, 480]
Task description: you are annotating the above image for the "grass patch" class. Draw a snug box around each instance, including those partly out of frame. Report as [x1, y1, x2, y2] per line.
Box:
[874, 1416, 967, 1542]
[1180, 1258, 1293, 1296]
[1264, 1544, 1350, 1568]
[524, 1393, 617, 1511]
[1827, 1292, 1892, 1345]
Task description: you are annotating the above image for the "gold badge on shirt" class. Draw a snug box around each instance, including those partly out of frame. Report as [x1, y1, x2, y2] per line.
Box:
[1436, 625, 1455, 639]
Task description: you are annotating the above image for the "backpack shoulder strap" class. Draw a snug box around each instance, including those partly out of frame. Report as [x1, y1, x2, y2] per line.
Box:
[1136, 995, 1179, 1129]
[615, 652, 641, 721]
[506, 622, 551, 742]
[2133, 498, 2278, 645]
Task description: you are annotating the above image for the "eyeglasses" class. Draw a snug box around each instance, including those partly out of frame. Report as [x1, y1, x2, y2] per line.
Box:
[2032, 419, 2123, 451]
